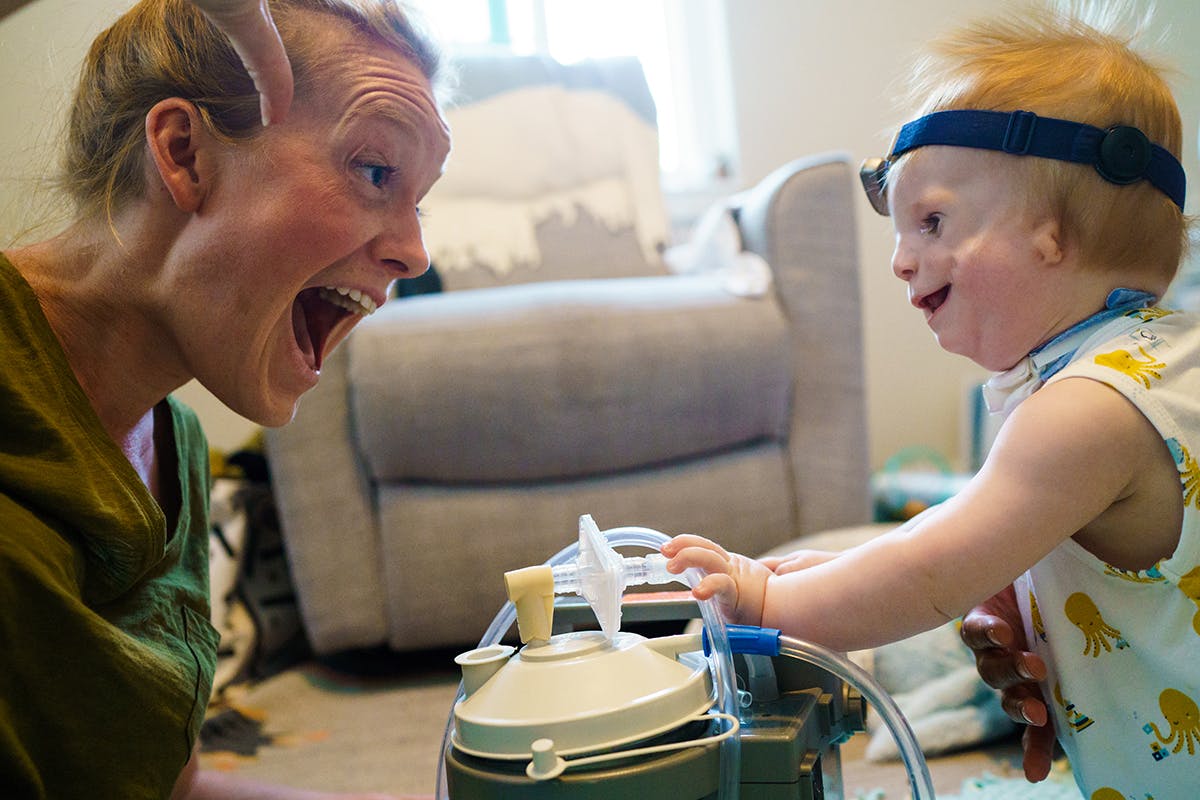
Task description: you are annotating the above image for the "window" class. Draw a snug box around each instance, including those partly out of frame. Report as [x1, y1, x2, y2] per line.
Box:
[411, 0, 737, 195]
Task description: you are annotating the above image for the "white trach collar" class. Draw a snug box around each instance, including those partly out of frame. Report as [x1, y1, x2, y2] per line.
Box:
[982, 288, 1157, 417]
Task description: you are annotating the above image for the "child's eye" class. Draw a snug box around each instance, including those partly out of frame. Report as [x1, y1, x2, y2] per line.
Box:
[920, 213, 943, 235]
[355, 162, 396, 189]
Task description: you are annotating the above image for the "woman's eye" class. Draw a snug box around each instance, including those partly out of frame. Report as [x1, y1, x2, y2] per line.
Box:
[356, 162, 396, 189]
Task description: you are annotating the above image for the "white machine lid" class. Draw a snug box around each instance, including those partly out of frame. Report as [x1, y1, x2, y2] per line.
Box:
[452, 630, 713, 759]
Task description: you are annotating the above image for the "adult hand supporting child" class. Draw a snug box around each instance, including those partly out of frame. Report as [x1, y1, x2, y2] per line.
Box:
[961, 585, 1054, 782]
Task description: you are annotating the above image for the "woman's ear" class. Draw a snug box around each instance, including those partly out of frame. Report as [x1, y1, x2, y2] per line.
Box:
[144, 98, 212, 213]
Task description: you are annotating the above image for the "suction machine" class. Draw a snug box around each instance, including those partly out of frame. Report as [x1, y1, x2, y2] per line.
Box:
[436, 516, 937, 800]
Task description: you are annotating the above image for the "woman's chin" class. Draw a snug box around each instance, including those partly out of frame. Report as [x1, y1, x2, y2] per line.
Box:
[218, 384, 303, 429]
[253, 401, 302, 429]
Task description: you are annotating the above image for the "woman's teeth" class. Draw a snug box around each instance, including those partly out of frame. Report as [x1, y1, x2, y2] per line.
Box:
[318, 286, 378, 315]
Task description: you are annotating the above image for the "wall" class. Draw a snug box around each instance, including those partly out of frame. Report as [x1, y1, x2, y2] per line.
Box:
[2, 0, 1199, 460]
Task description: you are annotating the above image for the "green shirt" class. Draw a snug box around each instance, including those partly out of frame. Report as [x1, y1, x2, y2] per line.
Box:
[0, 254, 218, 799]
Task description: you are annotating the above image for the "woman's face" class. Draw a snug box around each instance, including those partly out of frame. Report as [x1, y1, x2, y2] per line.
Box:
[165, 17, 450, 425]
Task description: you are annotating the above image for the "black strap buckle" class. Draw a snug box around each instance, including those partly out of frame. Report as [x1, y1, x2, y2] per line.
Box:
[1002, 111, 1038, 155]
[1096, 126, 1152, 185]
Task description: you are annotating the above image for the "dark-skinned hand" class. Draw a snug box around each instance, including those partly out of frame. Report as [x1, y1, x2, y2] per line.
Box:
[960, 584, 1056, 782]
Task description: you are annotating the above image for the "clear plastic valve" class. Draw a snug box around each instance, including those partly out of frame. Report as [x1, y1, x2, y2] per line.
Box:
[548, 515, 685, 639]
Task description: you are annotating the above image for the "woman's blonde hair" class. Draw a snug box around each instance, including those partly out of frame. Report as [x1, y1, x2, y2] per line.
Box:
[896, 1, 1188, 285]
[62, 0, 441, 223]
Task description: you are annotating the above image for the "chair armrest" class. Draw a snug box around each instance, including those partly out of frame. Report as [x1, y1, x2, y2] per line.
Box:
[264, 347, 387, 654]
[734, 153, 872, 533]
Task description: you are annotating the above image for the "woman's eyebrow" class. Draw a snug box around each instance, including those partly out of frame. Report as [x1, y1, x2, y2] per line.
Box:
[341, 96, 419, 132]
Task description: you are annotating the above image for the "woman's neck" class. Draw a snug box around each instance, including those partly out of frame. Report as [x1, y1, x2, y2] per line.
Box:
[5, 222, 189, 474]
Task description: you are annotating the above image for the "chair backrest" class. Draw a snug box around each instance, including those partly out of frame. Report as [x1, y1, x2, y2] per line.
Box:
[419, 54, 672, 291]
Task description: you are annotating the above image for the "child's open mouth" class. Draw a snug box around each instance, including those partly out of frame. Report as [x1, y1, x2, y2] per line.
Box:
[918, 285, 950, 317]
[291, 286, 378, 370]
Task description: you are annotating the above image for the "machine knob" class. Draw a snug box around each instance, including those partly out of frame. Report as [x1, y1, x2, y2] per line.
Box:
[526, 738, 567, 781]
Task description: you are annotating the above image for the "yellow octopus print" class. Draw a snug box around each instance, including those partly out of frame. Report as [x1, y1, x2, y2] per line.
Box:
[1029, 590, 1047, 643]
[1065, 592, 1129, 656]
[1102, 562, 1166, 584]
[1179, 566, 1200, 636]
[1094, 345, 1165, 389]
[1126, 307, 1173, 323]
[1163, 437, 1200, 511]
[1146, 688, 1200, 756]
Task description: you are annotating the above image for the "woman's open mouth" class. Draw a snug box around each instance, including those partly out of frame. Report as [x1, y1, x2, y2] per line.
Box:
[291, 286, 379, 370]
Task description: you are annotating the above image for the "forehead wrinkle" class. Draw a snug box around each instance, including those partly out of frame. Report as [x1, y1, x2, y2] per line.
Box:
[337, 85, 450, 151]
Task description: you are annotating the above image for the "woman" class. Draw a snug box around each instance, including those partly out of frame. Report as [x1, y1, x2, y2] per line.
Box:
[0, 0, 449, 797]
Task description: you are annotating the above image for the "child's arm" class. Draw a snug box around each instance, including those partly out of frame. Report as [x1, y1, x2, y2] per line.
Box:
[663, 377, 1169, 651]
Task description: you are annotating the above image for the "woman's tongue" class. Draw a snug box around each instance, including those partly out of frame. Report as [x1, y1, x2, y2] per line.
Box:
[292, 288, 340, 370]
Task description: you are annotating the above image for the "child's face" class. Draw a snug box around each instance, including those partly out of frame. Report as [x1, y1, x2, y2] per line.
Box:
[888, 147, 1067, 372]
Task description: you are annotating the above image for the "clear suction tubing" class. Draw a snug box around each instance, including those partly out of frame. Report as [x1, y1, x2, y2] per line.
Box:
[435, 516, 936, 800]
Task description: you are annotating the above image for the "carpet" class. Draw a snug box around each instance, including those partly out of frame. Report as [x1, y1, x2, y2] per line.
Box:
[851, 769, 1084, 800]
[200, 649, 463, 796]
[932, 771, 1084, 800]
[199, 653, 1079, 799]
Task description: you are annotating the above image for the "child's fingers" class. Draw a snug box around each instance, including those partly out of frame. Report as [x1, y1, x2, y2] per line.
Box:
[664, 544, 733, 577]
[661, 534, 730, 559]
[761, 549, 838, 575]
[691, 573, 738, 606]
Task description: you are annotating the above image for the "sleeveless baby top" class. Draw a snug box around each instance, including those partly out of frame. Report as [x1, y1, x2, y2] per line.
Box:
[1014, 306, 1200, 800]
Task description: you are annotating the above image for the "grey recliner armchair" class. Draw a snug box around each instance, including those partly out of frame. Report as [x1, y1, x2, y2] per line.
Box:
[265, 54, 870, 655]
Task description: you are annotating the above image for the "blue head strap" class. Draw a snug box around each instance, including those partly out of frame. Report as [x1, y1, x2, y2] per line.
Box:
[861, 109, 1186, 215]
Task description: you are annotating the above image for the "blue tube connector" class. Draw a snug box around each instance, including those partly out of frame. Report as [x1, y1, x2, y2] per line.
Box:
[703, 624, 782, 657]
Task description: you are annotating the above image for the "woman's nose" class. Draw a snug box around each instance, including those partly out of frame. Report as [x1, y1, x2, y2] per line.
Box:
[371, 208, 430, 278]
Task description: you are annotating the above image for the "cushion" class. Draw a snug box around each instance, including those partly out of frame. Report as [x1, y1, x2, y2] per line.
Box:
[419, 55, 670, 290]
[433, 208, 667, 292]
[348, 273, 792, 483]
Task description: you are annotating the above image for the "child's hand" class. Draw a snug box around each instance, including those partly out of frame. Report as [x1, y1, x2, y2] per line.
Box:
[661, 535, 773, 626]
[759, 549, 840, 575]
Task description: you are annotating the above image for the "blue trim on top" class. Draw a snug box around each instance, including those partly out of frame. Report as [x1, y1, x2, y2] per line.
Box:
[1032, 288, 1157, 383]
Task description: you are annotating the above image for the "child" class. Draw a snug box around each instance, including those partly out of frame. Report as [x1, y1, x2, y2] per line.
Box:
[662, 5, 1196, 798]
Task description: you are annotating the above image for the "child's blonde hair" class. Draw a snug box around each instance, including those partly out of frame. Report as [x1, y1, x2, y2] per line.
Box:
[62, 0, 441, 225]
[897, 1, 1188, 286]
